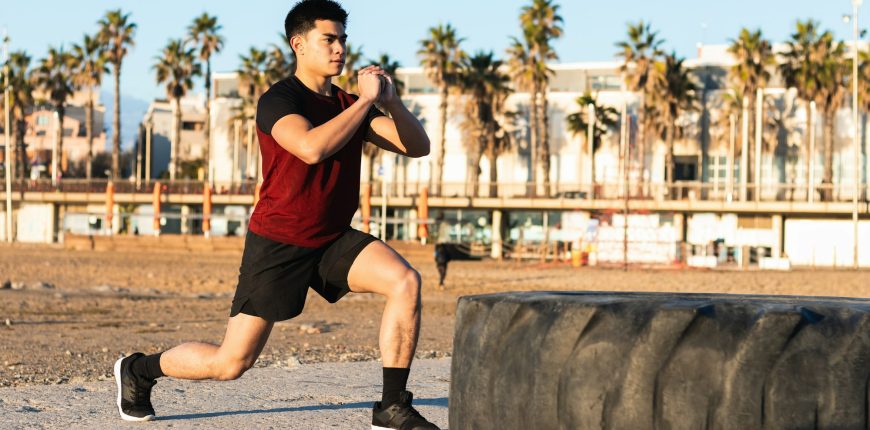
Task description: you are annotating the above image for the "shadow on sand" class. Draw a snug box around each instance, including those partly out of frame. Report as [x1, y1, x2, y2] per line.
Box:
[159, 397, 449, 421]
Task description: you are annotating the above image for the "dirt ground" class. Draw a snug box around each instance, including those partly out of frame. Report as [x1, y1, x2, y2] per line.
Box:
[1, 242, 869, 387]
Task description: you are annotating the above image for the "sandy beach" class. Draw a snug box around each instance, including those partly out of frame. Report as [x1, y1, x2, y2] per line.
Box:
[1, 242, 869, 388]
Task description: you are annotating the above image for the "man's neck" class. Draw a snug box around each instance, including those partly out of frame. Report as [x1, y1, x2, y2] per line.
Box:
[294, 70, 333, 96]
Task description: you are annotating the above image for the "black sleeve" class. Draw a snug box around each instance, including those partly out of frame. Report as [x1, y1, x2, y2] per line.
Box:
[256, 87, 303, 135]
[351, 94, 386, 135]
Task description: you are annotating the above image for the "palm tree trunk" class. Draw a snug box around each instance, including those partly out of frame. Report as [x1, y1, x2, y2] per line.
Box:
[637, 93, 646, 181]
[539, 84, 551, 196]
[367, 151, 376, 185]
[16, 118, 26, 199]
[469, 135, 484, 198]
[528, 80, 539, 196]
[9, 114, 18, 182]
[436, 83, 448, 196]
[205, 59, 212, 183]
[112, 64, 121, 180]
[591, 136, 597, 197]
[86, 88, 94, 181]
[665, 117, 675, 187]
[805, 101, 813, 199]
[172, 97, 182, 180]
[488, 146, 498, 197]
[57, 105, 65, 178]
[822, 108, 835, 201]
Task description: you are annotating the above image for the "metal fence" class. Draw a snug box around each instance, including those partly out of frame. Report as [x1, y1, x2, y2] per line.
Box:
[4, 178, 868, 203]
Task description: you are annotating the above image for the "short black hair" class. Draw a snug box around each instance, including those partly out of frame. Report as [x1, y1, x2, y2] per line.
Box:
[284, 0, 348, 52]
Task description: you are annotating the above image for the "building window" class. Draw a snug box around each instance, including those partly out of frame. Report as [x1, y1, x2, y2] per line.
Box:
[36, 115, 50, 126]
[590, 75, 621, 91]
[182, 121, 202, 131]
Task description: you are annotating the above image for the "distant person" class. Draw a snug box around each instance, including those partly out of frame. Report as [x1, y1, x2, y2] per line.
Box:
[434, 243, 451, 288]
[113, 1, 437, 429]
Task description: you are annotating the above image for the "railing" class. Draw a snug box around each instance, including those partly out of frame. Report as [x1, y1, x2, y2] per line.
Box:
[5, 179, 258, 196]
[366, 180, 869, 204]
[3, 178, 869, 204]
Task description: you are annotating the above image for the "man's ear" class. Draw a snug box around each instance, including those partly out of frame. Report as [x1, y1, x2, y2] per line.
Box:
[291, 35, 304, 56]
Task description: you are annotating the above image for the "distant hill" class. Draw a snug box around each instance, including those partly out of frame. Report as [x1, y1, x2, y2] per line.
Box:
[99, 90, 150, 152]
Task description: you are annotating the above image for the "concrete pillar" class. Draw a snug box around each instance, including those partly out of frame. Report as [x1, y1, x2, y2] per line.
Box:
[772, 214, 783, 259]
[674, 213, 686, 263]
[491, 209, 503, 260]
[180, 205, 190, 235]
[409, 208, 418, 241]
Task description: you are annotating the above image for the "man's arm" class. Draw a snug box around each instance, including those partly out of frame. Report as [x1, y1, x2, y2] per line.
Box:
[366, 75, 430, 158]
[270, 67, 383, 165]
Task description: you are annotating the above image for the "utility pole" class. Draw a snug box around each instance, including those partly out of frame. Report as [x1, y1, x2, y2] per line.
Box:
[852, 0, 863, 268]
[846, 0, 863, 268]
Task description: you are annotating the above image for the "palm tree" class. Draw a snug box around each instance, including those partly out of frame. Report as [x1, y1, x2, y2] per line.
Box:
[727, 28, 773, 197]
[418, 23, 465, 195]
[154, 39, 201, 180]
[336, 43, 363, 93]
[781, 20, 825, 199]
[234, 47, 269, 181]
[458, 51, 512, 197]
[506, 35, 538, 195]
[97, 9, 136, 180]
[652, 53, 698, 185]
[238, 47, 269, 101]
[813, 32, 848, 201]
[71, 34, 108, 180]
[566, 93, 620, 190]
[265, 33, 295, 84]
[33, 46, 77, 179]
[616, 21, 664, 175]
[518, 0, 563, 196]
[6, 51, 34, 183]
[187, 13, 224, 182]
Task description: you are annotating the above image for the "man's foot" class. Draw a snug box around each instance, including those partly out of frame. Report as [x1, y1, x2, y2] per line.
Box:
[371, 391, 439, 429]
[114, 353, 157, 421]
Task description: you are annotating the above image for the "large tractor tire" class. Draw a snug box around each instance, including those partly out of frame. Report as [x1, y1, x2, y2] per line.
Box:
[449, 291, 870, 430]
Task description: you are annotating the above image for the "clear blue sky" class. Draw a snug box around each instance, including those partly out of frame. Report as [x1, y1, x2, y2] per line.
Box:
[1, 0, 859, 102]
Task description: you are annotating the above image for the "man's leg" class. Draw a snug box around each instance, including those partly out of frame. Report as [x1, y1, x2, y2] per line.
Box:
[159, 313, 274, 380]
[346, 240, 439, 429]
[347, 240, 421, 369]
[116, 313, 273, 421]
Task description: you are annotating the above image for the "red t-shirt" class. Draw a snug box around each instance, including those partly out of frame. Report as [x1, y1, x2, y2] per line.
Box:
[250, 76, 384, 247]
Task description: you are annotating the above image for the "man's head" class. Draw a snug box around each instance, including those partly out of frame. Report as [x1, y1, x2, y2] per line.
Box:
[285, 0, 348, 77]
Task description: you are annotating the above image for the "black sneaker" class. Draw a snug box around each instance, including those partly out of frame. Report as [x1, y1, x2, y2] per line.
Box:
[372, 391, 439, 430]
[114, 353, 156, 421]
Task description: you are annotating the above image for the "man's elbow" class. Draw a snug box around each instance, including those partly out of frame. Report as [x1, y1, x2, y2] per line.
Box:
[294, 143, 325, 165]
[408, 139, 431, 158]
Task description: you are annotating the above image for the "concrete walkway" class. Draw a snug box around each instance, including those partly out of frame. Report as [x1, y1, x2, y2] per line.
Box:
[0, 359, 451, 429]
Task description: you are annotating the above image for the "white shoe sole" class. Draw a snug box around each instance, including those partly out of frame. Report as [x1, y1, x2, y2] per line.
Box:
[371, 426, 392, 430]
[114, 357, 155, 422]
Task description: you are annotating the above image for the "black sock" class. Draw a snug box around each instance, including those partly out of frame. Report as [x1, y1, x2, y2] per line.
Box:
[131, 353, 165, 381]
[382, 367, 410, 407]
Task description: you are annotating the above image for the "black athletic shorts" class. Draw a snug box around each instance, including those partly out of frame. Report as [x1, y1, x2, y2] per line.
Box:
[229, 228, 378, 322]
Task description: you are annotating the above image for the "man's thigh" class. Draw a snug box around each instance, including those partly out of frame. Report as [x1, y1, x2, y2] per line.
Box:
[347, 240, 415, 296]
[218, 313, 274, 362]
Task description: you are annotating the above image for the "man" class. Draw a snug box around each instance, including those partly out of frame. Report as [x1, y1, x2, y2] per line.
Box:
[434, 243, 451, 288]
[113, 1, 439, 428]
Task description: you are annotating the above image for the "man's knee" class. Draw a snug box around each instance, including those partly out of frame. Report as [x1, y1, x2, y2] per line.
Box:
[213, 356, 256, 381]
[390, 267, 421, 304]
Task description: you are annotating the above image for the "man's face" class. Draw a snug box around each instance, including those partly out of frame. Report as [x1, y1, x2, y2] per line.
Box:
[294, 19, 347, 77]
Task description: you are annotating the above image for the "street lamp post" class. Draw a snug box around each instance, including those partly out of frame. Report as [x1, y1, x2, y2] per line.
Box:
[848, 0, 863, 268]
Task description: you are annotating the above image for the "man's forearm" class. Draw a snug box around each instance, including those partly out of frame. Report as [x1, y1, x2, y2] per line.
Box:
[278, 97, 375, 164]
[385, 100, 430, 158]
